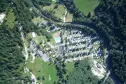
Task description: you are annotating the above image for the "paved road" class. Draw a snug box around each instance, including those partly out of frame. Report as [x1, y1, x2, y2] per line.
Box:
[65, 55, 93, 63]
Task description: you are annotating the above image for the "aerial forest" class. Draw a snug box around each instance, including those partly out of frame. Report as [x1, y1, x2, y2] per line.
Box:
[0, 0, 126, 83]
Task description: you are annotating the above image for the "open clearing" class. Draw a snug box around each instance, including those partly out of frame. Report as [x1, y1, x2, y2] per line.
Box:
[75, 0, 99, 16]
[43, 4, 73, 22]
[65, 62, 75, 76]
[27, 57, 58, 84]
[5, 9, 16, 29]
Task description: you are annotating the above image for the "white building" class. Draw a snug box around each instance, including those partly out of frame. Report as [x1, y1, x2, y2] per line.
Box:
[0, 13, 5, 24]
[32, 32, 36, 38]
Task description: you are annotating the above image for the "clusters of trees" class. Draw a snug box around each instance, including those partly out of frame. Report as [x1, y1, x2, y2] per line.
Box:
[1, 0, 125, 83]
[66, 59, 99, 84]
[0, 24, 25, 83]
[11, 0, 52, 41]
[61, 0, 84, 18]
[61, 0, 126, 83]
[93, 0, 126, 83]
[11, 0, 35, 33]
[32, 0, 52, 5]
[54, 57, 67, 84]
[0, 0, 52, 83]
[66, 59, 114, 84]
[0, 0, 9, 12]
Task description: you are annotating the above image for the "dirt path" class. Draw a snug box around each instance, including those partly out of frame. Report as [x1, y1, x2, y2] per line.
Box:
[20, 26, 29, 61]
[31, 53, 36, 63]
[103, 71, 110, 83]
[21, 32, 28, 60]
[20, 26, 37, 84]
[25, 67, 37, 84]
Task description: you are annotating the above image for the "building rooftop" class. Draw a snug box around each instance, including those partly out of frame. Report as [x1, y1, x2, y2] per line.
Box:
[32, 32, 36, 38]
[0, 13, 5, 23]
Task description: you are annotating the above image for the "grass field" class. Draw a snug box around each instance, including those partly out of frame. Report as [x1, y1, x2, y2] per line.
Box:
[44, 4, 73, 22]
[27, 57, 58, 84]
[75, 0, 99, 16]
[65, 62, 75, 76]
[5, 9, 16, 29]
[44, 4, 65, 19]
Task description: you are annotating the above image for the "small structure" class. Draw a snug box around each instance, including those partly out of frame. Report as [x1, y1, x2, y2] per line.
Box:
[54, 33, 61, 44]
[38, 50, 50, 62]
[0, 13, 5, 23]
[32, 32, 36, 38]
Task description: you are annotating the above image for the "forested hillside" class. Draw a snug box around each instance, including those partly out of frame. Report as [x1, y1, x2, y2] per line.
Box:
[94, 0, 126, 83]
[66, 59, 114, 84]
[0, 0, 25, 83]
[0, 25, 24, 83]
[66, 59, 99, 84]
[61, 0, 126, 83]
[0, 0, 9, 12]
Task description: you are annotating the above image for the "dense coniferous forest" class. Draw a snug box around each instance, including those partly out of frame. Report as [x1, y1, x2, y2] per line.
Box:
[0, 24, 25, 83]
[66, 59, 99, 84]
[0, 0, 9, 12]
[66, 59, 114, 84]
[61, 0, 126, 83]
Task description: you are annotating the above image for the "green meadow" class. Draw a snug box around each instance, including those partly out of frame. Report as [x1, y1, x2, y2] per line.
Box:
[5, 9, 16, 29]
[27, 57, 58, 84]
[75, 0, 99, 16]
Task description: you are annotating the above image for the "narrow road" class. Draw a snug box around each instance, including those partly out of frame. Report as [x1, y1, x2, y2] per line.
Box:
[19, 26, 37, 84]
[20, 26, 28, 61]
[26, 67, 37, 84]
[103, 70, 111, 83]
[65, 55, 93, 63]
[21, 32, 28, 61]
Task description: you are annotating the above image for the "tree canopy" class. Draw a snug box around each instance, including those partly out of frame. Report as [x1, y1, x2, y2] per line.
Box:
[0, 25, 25, 84]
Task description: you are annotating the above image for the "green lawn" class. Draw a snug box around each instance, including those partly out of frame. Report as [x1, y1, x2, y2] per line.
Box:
[27, 57, 58, 84]
[65, 62, 75, 76]
[75, 0, 99, 16]
[54, 5, 65, 18]
[44, 4, 65, 20]
[5, 9, 16, 29]
[43, 4, 73, 22]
